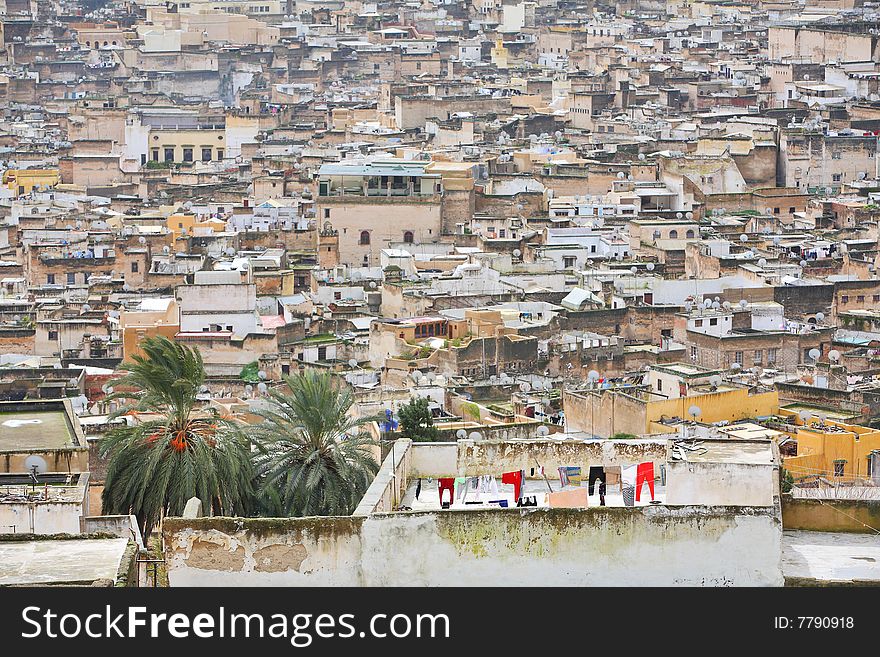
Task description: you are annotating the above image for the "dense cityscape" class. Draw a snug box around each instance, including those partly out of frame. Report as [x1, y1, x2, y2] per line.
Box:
[0, 0, 878, 590]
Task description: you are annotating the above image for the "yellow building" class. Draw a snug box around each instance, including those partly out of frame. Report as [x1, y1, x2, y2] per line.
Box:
[166, 212, 227, 240]
[3, 169, 60, 195]
[780, 409, 880, 483]
[119, 298, 180, 361]
[149, 127, 226, 164]
[491, 39, 509, 69]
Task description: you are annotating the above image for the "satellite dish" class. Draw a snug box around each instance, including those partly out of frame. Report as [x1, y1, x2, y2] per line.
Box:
[587, 370, 600, 382]
[519, 381, 531, 392]
[138, 236, 146, 244]
[468, 431, 483, 441]
[646, 263, 655, 271]
[809, 348, 821, 361]
[24, 455, 48, 476]
[828, 350, 841, 362]
[758, 258, 767, 267]
[709, 375, 722, 387]
[536, 425, 550, 437]
[257, 382, 268, 394]
[163, 245, 170, 254]
[740, 234, 748, 242]
[369, 281, 377, 289]
[688, 405, 701, 419]
[731, 362, 742, 371]
[348, 359, 358, 368]
[513, 249, 522, 257]
[257, 371, 267, 380]
[739, 300, 748, 309]
[436, 375, 447, 386]
[815, 312, 825, 322]
[799, 410, 812, 423]
[456, 429, 467, 440]
[799, 260, 808, 268]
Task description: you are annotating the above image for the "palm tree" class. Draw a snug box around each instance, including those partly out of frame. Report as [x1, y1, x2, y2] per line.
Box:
[99, 336, 255, 544]
[252, 370, 379, 517]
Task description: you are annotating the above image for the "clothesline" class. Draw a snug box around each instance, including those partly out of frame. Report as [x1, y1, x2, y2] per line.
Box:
[422, 461, 660, 510]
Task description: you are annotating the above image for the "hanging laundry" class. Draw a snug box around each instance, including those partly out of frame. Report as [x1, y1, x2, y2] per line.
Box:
[621, 485, 635, 507]
[502, 470, 524, 501]
[455, 476, 468, 502]
[438, 477, 455, 507]
[548, 488, 588, 508]
[587, 466, 606, 495]
[558, 466, 581, 487]
[635, 462, 655, 502]
[479, 475, 499, 496]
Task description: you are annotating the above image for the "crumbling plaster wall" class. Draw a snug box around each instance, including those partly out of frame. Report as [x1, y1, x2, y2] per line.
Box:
[164, 505, 783, 587]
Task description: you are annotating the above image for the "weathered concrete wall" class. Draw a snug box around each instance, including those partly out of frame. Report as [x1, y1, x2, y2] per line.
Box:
[454, 438, 668, 475]
[409, 442, 458, 478]
[352, 439, 411, 516]
[667, 461, 777, 507]
[164, 506, 783, 586]
[781, 496, 880, 534]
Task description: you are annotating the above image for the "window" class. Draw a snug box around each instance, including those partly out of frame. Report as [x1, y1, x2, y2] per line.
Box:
[874, 295, 880, 302]
[832, 151, 841, 159]
[833, 174, 842, 182]
[202, 148, 212, 162]
[691, 346, 698, 360]
[67, 272, 75, 285]
[857, 296, 865, 303]
[151, 149, 159, 161]
[767, 348, 777, 363]
[773, 207, 780, 214]
[323, 209, 330, 219]
[789, 207, 795, 213]
[164, 147, 174, 162]
[183, 148, 194, 162]
[656, 379, 663, 391]
[685, 229, 695, 238]
[131, 261, 139, 273]
[833, 460, 846, 477]
[754, 350, 762, 364]
[563, 256, 576, 268]
[734, 351, 743, 365]
[403, 231, 414, 244]
[842, 295, 849, 303]
[48, 330, 58, 341]
[359, 230, 370, 245]
[47, 274, 55, 284]
[669, 229, 678, 239]
[217, 149, 224, 160]
[709, 318, 718, 326]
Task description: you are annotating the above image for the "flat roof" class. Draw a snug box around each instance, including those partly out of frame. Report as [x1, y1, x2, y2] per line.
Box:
[0, 410, 74, 451]
[682, 440, 775, 466]
[0, 537, 128, 586]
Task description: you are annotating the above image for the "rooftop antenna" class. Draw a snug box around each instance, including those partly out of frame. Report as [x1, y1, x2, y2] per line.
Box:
[24, 455, 48, 492]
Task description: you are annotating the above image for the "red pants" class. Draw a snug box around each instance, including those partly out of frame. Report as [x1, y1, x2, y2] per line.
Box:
[438, 478, 455, 506]
[635, 463, 655, 502]
[501, 470, 523, 501]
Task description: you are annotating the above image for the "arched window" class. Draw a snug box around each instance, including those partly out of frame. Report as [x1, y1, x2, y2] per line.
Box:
[85, 41, 90, 47]
[403, 231, 414, 244]
[686, 229, 695, 238]
[669, 229, 679, 239]
[359, 230, 370, 245]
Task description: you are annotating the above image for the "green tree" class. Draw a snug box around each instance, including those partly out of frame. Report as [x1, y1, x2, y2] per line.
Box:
[251, 370, 379, 517]
[398, 396, 441, 442]
[99, 336, 255, 544]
